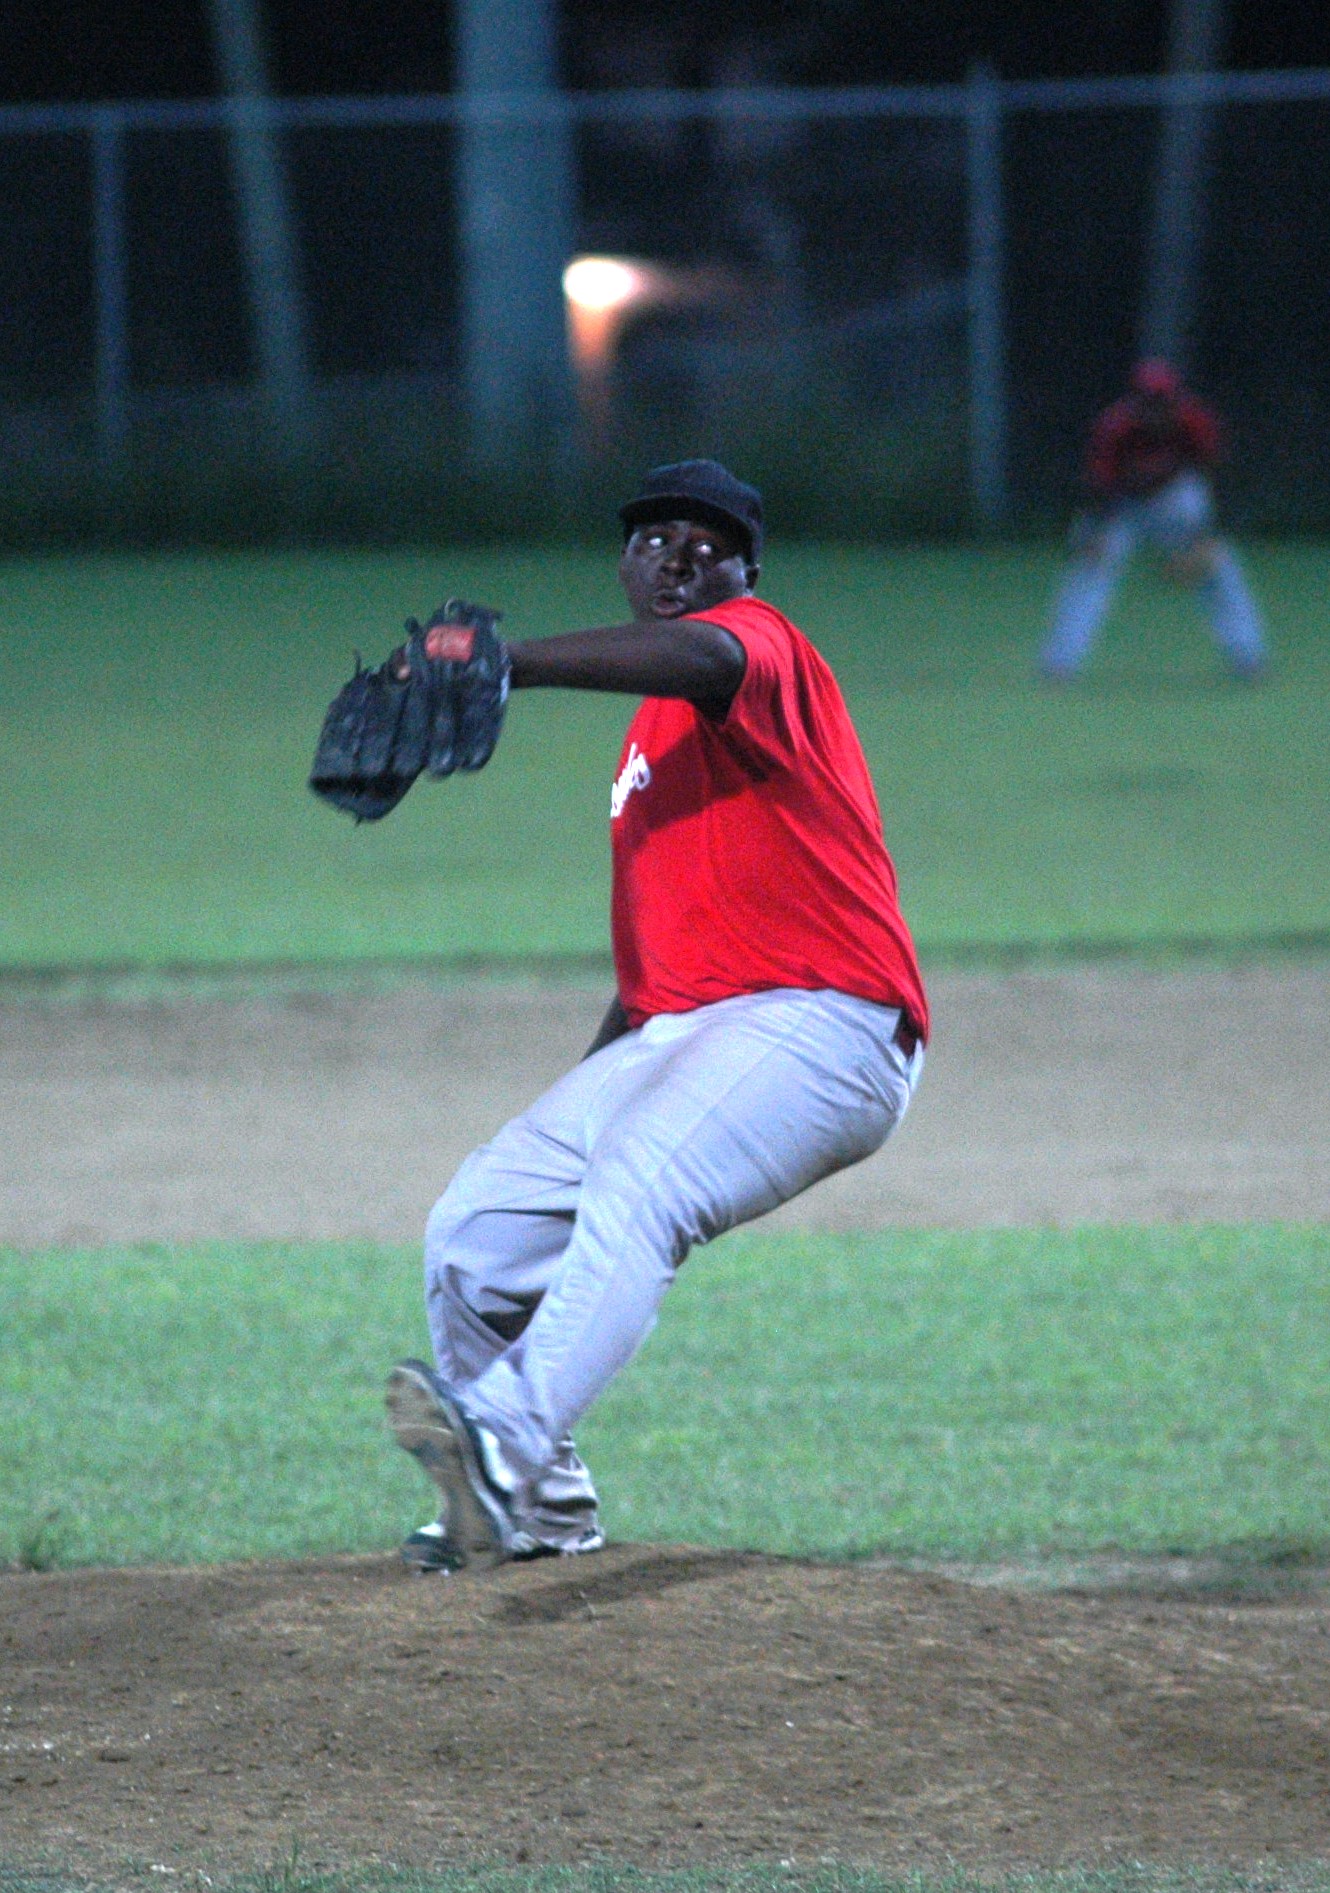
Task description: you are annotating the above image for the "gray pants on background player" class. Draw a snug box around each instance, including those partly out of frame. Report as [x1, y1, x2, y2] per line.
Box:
[1041, 471, 1268, 680]
[421, 985, 924, 1549]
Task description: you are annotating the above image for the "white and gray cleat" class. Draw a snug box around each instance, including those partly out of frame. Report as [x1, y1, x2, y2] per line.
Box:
[386, 1358, 519, 1570]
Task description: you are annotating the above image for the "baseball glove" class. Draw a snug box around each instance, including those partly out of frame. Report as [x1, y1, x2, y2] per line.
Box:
[309, 599, 509, 822]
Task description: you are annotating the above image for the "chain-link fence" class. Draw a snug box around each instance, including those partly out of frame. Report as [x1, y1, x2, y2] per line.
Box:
[1, 72, 1327, 540]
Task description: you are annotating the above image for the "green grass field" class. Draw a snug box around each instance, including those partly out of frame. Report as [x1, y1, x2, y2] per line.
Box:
[5, 1861, 1330, 1893]
[1, 541, 1327, 970]
[4, 1224, 1327, 1574]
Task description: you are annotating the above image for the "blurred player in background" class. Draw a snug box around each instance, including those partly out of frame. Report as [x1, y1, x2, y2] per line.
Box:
[1040, 359, 1269, 682]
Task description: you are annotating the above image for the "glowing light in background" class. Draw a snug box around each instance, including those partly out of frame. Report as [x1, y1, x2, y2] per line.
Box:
[562, 256, 654, 317]
[562, 253, 681, 448]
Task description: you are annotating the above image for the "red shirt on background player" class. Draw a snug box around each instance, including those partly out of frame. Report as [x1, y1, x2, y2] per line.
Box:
[1086, 358, 1221, 502]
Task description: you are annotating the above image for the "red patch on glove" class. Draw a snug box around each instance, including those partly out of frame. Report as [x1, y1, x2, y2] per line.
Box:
[425, 624, 476, 663]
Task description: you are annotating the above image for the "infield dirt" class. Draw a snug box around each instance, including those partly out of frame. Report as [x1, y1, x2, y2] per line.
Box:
[3, 961, 1330, 1879]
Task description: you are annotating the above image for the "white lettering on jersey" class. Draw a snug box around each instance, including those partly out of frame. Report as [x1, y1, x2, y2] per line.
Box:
[610, 742, 652, 818]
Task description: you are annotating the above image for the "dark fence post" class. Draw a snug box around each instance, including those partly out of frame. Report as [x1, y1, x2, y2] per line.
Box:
[91, 110, 130, 473]
[966, 62, 1009, 531]
[456, 0, 576, 473]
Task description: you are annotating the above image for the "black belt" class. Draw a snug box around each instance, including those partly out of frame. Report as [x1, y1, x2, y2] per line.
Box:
[893, 1011, 921, 1059]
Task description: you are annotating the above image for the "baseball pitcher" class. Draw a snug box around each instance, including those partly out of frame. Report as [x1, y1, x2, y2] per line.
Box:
[312, 458, 929, 1572]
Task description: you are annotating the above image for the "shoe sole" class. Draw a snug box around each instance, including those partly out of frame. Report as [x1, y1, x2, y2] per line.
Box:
[385, 1361, 512, 1571]
[400, 1537, 463, 1574]
[399, 1520, 465, 1574]
[511, 1531, 607, 1561]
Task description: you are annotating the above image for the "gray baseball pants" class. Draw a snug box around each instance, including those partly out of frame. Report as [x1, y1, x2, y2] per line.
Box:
[423, 985, 924, 1545]
[1042, 471, 1268, 677]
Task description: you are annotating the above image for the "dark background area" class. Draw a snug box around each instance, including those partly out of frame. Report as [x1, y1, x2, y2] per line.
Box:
[4, 1, 1330, 105]
[2, 5, 1328, 542]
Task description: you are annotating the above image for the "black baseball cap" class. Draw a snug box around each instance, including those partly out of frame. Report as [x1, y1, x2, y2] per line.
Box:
[619, 459, 763, 564]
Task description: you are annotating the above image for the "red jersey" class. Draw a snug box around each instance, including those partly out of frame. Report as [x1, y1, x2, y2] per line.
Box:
[609, 595, 929, 1040]
[1088, 393, 1221, 500]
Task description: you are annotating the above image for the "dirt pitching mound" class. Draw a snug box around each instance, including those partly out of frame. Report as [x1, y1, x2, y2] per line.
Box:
[5, 1546, 1330, 1878]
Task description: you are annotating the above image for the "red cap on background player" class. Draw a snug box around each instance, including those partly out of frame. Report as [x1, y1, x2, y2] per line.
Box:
[1130, 358, 1182, 399]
